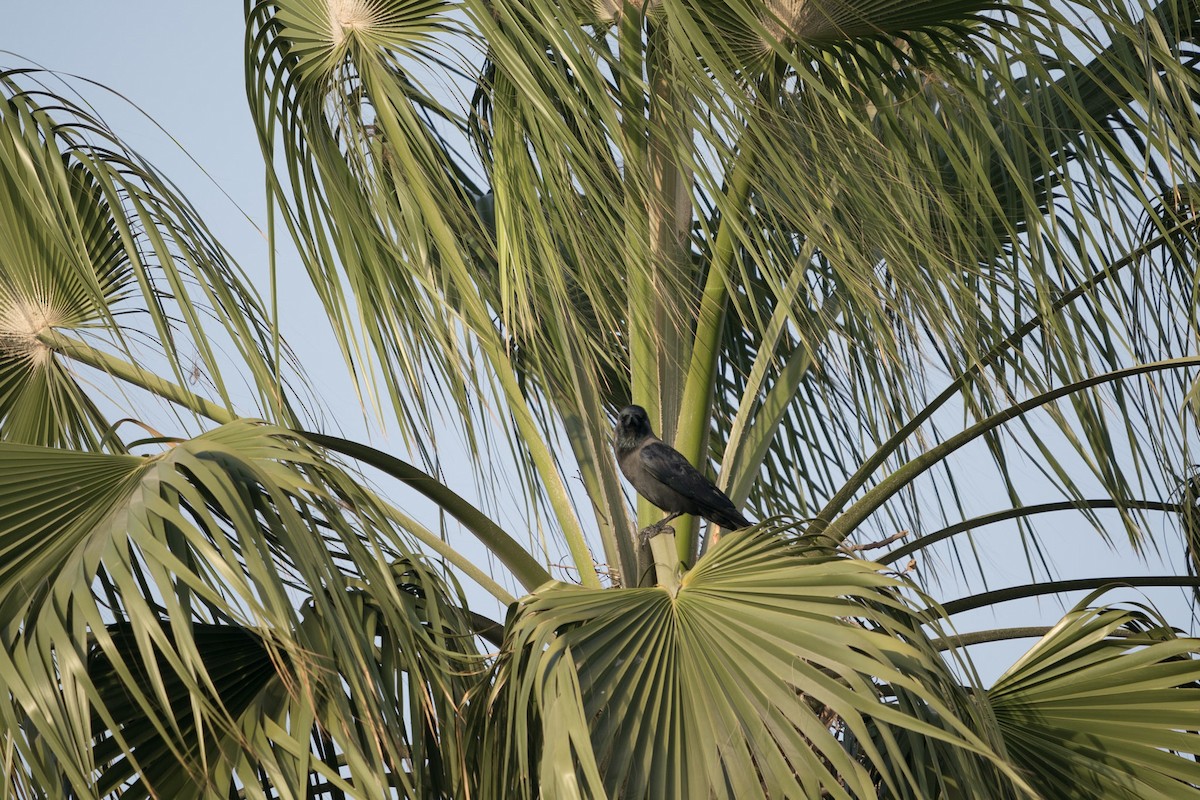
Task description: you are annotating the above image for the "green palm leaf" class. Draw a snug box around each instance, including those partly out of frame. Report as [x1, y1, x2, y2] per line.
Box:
[474, 525, 1029, 799]
[246, 0, 480, 437]
[988, 599, 1200, 799]
[87, 622, 282, 800]
[0, 421, 483, 798]
[677, 3, 1200, 559]
[0, 71, 296, 448]
[0, 97, 134, 449]
[790, 0, 1002, 38]
[247, 0, 605, 580]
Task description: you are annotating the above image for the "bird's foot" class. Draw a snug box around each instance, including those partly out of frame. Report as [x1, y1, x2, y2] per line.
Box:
[638, 522, 674, 547]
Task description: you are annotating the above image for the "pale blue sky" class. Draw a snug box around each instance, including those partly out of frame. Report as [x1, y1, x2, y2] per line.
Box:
[7, 6, 263, 263]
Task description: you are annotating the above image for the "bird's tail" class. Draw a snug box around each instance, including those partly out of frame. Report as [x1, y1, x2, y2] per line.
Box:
[710, 508, 751, 531]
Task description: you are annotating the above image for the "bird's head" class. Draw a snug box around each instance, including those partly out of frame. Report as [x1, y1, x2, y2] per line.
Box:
[615, 404, 653, 449]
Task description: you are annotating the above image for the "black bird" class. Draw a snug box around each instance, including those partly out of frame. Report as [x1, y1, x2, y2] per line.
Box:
[614, 404, 750, 533]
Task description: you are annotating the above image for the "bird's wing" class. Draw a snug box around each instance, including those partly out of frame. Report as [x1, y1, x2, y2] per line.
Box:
[640, 442, 734, 509]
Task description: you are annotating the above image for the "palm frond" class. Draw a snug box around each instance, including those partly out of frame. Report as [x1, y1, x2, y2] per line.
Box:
[0, 71, 300, 446]
[247, 0, 604, 580]
[988, 598, 1200, 799]
[0, 421, 483, 798]
[473, 523, 1029, 799]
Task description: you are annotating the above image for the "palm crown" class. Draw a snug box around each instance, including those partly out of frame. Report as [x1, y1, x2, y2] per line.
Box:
[3, 0, 1200, 797]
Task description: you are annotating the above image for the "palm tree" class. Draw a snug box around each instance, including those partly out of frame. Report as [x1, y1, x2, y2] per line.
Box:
[4, 0, 1200, 795]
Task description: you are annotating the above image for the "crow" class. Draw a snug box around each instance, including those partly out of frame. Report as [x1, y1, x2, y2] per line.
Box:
[614, 404, 750, 534]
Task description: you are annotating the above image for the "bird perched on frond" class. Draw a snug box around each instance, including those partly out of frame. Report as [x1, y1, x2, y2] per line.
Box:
[614, 405, 751, 536]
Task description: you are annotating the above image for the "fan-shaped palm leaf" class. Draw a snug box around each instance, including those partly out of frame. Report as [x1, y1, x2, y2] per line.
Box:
[0, 421, 483, 798]
[988, 598, 1200, 799]
[0, 71, 296, 450]
[473, 524, 1030, 799]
